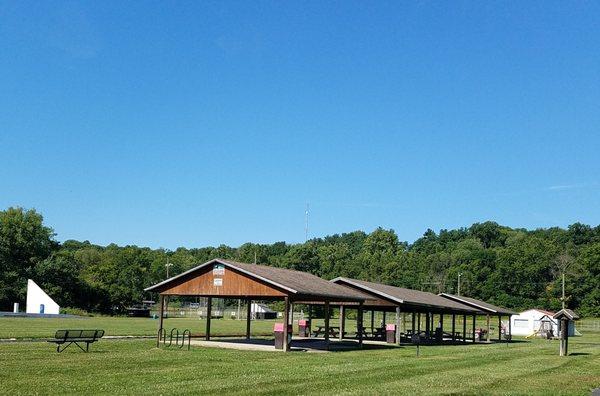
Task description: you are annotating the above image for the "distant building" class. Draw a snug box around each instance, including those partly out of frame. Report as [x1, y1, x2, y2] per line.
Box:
[251, 303, 277, 319]
[510, 308, 575, 337]
[26, 279, 60, 314]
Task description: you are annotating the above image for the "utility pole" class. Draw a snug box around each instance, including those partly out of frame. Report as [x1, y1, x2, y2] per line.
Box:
[457, 273, 462, 296]
[165, 259, 173, 279]
[561, 272, 565, 310]
[305, 203, 309, 242]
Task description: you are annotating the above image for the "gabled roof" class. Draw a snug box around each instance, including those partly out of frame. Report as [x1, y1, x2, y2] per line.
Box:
[553, 308, 580, 321]
[439, 293, 517, 315]
[518, 308, 556, 317]
[145, 258, 366, 302]
[331, 277, 478, 313]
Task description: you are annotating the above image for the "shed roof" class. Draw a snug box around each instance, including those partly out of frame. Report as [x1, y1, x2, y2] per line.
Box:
[439, 293, 517, 315]
[145, 258, 366, 302]
[553, 308, 580, 321]
[331, 277, 477, 313]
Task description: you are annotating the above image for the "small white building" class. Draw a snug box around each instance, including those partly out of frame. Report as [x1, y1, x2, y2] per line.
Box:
[510, 308, 575, 337]
[250, 303, 277, 319]
[25, 279, 60, 314]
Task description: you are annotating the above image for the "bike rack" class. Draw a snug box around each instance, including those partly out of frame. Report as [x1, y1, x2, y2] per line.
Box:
[181, 329, 191, 350]
[157, 328, 167, 347]
[168, 328, 179, 347]
[158, 328, 191, 350]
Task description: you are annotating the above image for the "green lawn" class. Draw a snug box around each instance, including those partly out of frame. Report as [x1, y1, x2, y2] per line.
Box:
[0, 327, 598, 394]
[0, 317, 277, 339]
[0, 317, 599, 395]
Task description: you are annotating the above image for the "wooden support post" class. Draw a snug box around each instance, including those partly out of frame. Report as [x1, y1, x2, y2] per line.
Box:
[157, 294, 165, 347]
[246, 299, 252, 339]
[417, 312, 421, 333]
[462, 314, 467, 342]
[307, 305, 312, 337]
[508, 315, 512, 342]
[358, 303, 364, 348]
[283, 297, 290, 352]
[425, 312, 430, 340]
[412, 312, 416, 334]
[486, 314, 491, 342]
[395, 306, 401, 345]
[440, 314, 444, 332]
[339, 305, 345, 342]
[472, 314, 477, 343]
[206, 297, 212, 341]
[324, 301, 330, 347]
[498, 315, 502, 342]
[382, 311, 386, 326]
[452, 314, 456, 342]
[371, 310, 375, 334]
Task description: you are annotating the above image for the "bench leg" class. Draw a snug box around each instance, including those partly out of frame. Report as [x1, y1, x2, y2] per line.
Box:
[73, 342, 87, 352]
[58, 342, 73, 353]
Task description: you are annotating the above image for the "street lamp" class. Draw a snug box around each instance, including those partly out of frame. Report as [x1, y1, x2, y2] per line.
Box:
[165, 260, 173, 279]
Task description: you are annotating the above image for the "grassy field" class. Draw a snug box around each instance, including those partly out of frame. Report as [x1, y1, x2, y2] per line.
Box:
[0, 317, 599, 395]
[0, 317, 277, 339]
[0, 333, 599, 395]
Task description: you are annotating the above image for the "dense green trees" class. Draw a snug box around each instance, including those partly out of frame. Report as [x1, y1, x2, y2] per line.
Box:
[1, 207, 599, 316]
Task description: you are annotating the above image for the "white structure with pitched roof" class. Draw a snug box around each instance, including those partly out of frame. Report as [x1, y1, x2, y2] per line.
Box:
[26, 279, 60, 315]
[511, 308, 575, 337]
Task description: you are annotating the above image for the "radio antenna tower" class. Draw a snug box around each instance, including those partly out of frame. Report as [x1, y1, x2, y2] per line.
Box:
[305, 203, 309, 242]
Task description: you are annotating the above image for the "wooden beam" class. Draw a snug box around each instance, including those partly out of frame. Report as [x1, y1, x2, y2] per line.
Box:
[508, 315, 512, 342]
[462, 314, 467, 343]
[417, 312, 421, 333]
[371, 310, 375, 334]
[486, 314, 491, 342]
[206, 297, 212, 341]
[157, 294, 164, 347]
[324, 301, 330, 348]
[246, 299, 252, 339]
[339, 305, 345, 341]
[451, 314, 456, 342]
[472, 314, 476, 343]
[498, 315, 502, 342]
[412, 312, 416, 334]
[307, 305, 312, 337]
[358, 303, 364, 348]
[425, 312, 430, 340]
[382, 311, 386, 326]
[395, 306, 401, 345]
[283, 297, 290, 352]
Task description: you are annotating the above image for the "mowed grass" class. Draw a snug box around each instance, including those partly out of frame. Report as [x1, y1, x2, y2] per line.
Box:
[0, 317, 277, 339]
[0, 330, 599, 394]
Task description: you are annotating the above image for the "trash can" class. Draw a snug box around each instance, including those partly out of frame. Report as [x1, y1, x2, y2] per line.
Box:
[386, 324, 396, 343]
[298, 319, 310, 337]
[435, 327, 443, 343]
[274, 323, 293, 349]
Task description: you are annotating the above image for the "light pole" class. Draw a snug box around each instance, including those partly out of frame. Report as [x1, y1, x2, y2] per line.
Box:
[457, 273, 462, 296]
[165, 260, 173, 279]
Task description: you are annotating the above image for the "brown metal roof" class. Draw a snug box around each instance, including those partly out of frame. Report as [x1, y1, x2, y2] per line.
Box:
[145, 258, 367, 302]
[331, 277, 478, 313]
[439, 293, 517, 315]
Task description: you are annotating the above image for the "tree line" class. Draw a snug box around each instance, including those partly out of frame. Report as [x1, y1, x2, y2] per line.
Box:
[1, 207, 598, 316]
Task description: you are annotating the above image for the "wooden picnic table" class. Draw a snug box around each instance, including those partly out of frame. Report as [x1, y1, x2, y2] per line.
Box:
[312, 326, 340, 338]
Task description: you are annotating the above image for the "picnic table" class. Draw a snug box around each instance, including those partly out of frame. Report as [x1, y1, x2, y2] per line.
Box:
[312, 326, 340, 338]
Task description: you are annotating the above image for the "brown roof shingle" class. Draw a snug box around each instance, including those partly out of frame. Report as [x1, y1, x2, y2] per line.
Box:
[439, 293, 516, 315]
[332, 277, 478, 313]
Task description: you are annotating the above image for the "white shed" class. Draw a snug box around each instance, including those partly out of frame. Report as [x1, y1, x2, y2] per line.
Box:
[250, 303, 277, 319]
[25, 279, 60, 315]
[510, 309, 575, 337]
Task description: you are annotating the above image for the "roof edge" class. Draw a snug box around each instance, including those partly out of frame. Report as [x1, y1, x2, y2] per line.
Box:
[144, 258, 298, 294]
[331, 277, 404, 304]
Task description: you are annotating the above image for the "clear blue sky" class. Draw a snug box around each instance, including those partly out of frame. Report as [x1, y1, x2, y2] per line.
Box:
[2, 1, 600, 249]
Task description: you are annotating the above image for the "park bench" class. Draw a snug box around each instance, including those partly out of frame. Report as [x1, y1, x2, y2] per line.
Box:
[47, 330, 105, 352]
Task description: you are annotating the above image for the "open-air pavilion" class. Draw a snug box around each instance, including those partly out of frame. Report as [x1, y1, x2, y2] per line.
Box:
[331, 277, 483, 344]
[439, 293, 516, 341]
[144, 258, 369, 351]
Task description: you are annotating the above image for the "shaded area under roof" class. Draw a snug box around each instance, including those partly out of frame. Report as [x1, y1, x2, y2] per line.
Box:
[145, 258, 367, 302]
[439, 293, 517, 315]
[331, 277, 478, 313]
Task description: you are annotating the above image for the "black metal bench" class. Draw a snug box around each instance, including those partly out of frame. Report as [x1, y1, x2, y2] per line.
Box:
[47, 330, 105, 352]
